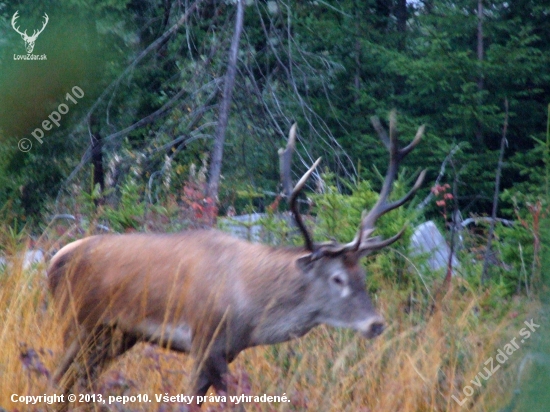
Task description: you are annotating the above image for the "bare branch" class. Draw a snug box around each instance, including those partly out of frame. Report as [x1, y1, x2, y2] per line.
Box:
[481, 98, 509, 284]
[279, 123, 297, 198]
[461, 217, 514, 227]
[417, 144, 462, 211]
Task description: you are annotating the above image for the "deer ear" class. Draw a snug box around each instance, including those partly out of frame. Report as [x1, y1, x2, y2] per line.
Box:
[296, 250, 325, 273]
[296, 254, 315, 273]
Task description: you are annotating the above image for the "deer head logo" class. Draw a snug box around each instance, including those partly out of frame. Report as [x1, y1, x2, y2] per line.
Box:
[11, 11, 49, 54]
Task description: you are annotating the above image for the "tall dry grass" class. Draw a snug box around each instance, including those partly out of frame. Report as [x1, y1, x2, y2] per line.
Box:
[0, 237, 536, 412]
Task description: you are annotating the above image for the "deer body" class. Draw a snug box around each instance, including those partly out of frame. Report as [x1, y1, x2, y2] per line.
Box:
[48, 230, 381, 400]
[49, 115, 425, 406]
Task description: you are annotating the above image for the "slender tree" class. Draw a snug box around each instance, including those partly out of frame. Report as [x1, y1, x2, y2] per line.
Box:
[475, 0, 484, 143]
[481, 98, 509, 284]
[207, 0, 245, 201]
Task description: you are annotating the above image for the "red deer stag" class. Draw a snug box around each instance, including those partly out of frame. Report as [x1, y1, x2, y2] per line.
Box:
[48, 113, 425, 406]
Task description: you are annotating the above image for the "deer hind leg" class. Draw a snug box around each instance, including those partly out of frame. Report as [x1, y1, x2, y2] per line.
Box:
[52, 325, 116, 412]
[53, 328, 87, 391]
[79, 325, 139, 390]
[53, 325, 110, 394]
[51, 328, 89, 412]
[54, 325, 138, 395]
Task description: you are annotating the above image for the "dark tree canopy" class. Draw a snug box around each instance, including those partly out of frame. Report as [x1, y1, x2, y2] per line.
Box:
[0, 0, 548, 222]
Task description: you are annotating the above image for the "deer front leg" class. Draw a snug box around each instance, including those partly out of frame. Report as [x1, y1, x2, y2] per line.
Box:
[191, 353, 229, 406]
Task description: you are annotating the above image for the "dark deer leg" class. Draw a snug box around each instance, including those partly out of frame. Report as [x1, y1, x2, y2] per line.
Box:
[81, 326, 138, 389]
[53, 328, 87, 386]
[52, 329, 88, 412]
[191, 353, 229, 405]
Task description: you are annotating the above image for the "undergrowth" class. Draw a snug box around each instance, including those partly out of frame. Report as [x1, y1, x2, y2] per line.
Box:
[0, 229, 538, 411]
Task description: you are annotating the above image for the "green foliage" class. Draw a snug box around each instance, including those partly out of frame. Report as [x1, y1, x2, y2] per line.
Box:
[498, 192, 548, 293]
[313, 172, 377, 243]
[496, 103, 550, 293]
[312, 170, 424, 291]
[102, 178, 145, 232]
[2, 0, 550, 226]
[236, 185, 265, 215]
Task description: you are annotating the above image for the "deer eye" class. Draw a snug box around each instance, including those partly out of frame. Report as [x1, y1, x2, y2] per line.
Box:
[331, 274, 346, 287]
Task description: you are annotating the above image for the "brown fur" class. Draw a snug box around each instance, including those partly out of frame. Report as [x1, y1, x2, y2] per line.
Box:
[48, 229, 383, 406]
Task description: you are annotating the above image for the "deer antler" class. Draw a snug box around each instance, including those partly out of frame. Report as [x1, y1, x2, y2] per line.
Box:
[279, 124, 321, 252]
[354, 111, 425, 254]
[279, 114, 424, 256]
[312, 111, 425, 257]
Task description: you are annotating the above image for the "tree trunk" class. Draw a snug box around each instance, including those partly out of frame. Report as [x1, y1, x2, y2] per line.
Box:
[374, 0, 390, 31]
[89, 114, 104, 205]
[395, 0, 408, 94]
[423, 0, 434, 14]
[206, 0, 245, 201]
[396, 0, 407, 50]
[475, 0, 484, 143]
[353, 0, 361, 101]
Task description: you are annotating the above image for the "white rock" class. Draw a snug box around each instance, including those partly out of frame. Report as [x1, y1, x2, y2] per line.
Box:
[410, 221, 459, 273]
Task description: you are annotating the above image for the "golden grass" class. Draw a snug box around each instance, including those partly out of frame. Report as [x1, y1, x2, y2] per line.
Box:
[0, 242, 537, 412]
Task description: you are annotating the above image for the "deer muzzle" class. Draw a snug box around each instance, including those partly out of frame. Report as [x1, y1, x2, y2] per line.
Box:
[356, 315, 385, 339]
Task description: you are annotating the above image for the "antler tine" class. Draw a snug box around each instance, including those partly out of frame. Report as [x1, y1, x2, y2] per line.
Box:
[354, 113, 426, 252]
[279, 123, 321, 252]
[370, 116, 390, 149]
[401, 124, 425, 158]
[385, 169, 427, 210]
[289, 158, 321, 252]
[361, 115, 401, 228]
[29, 13, 49, 40]
[37, 13, 49, 36]
[359, 227, 407, 254]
